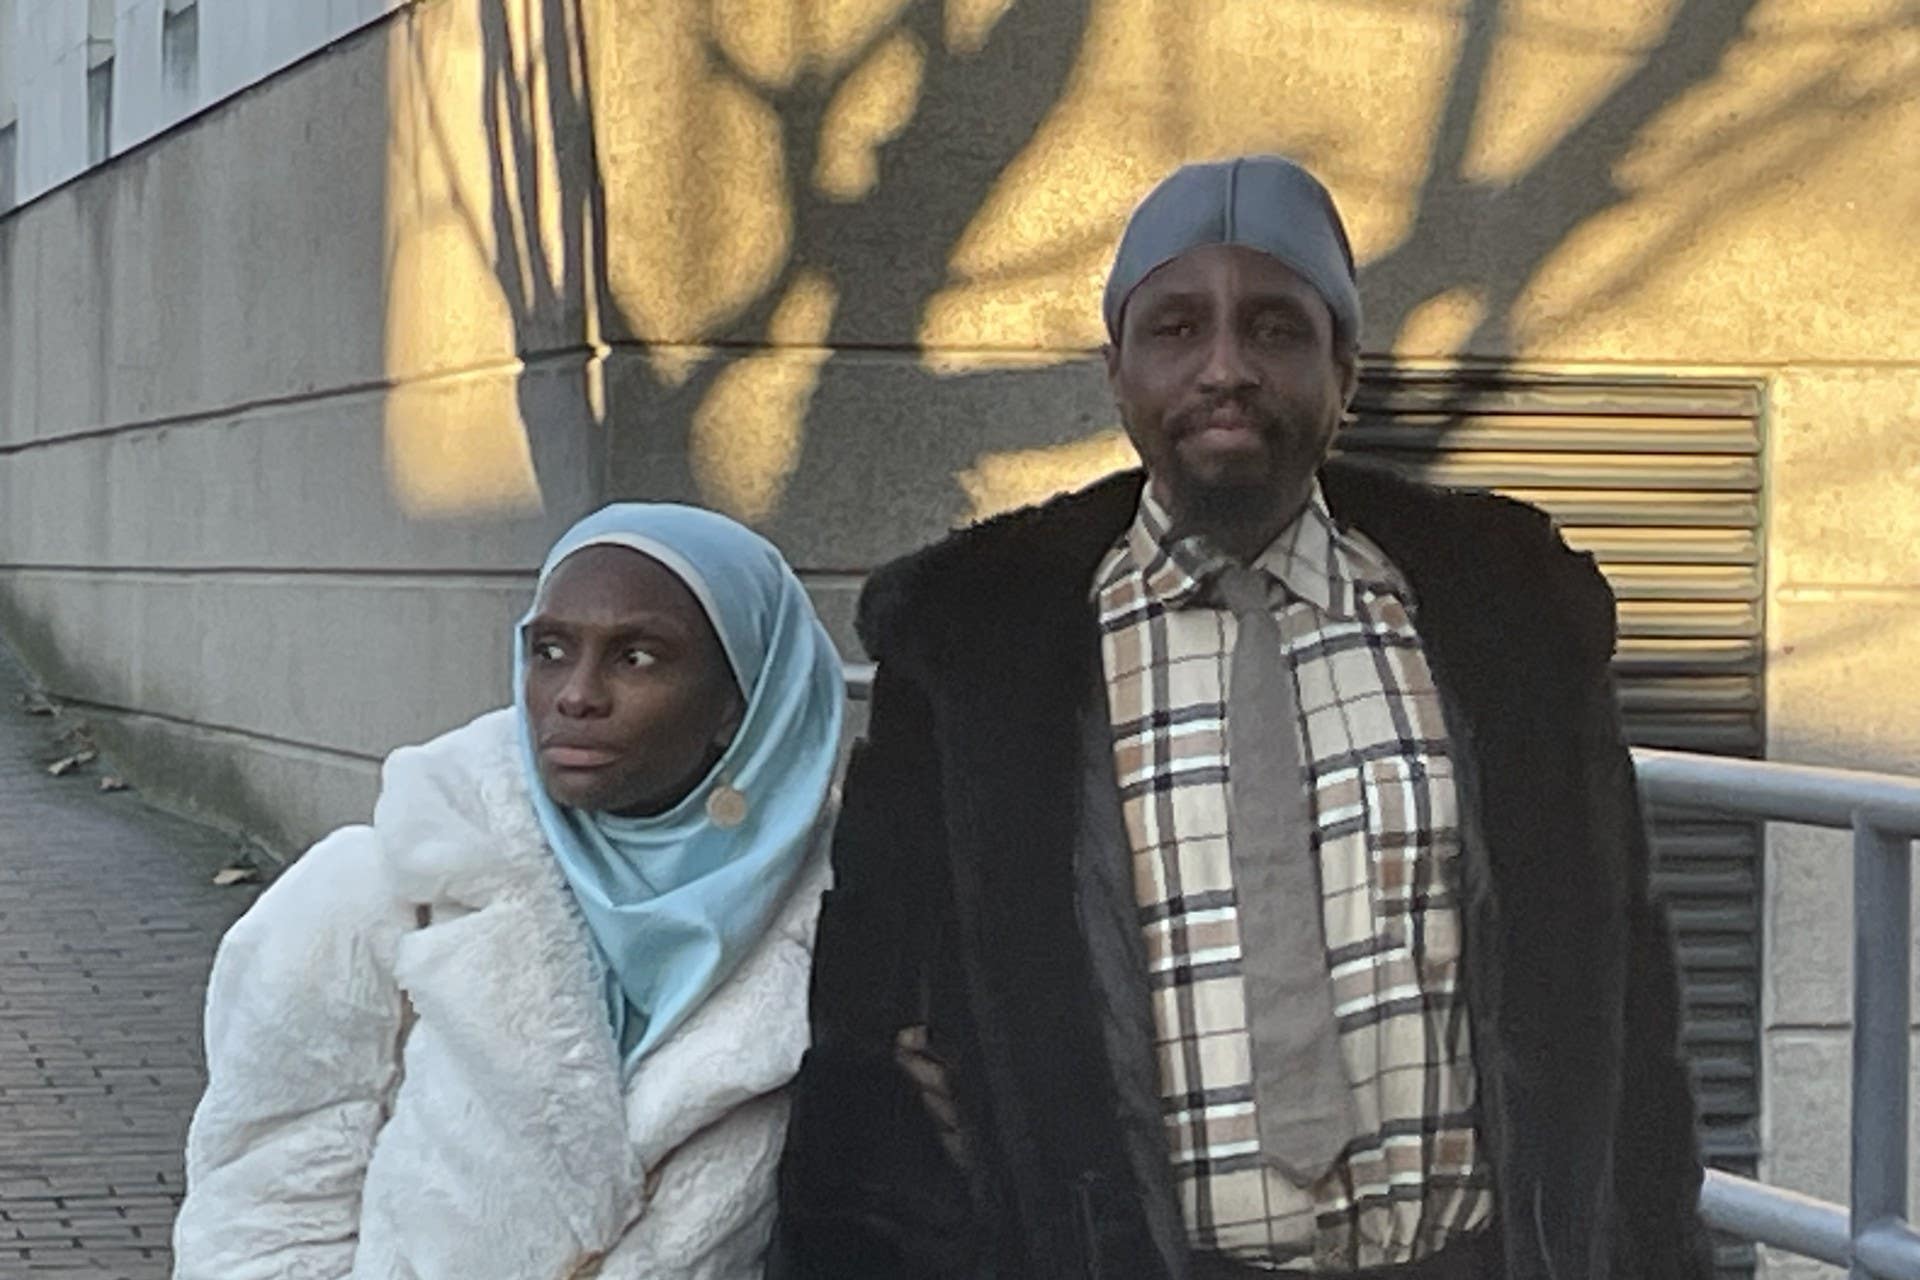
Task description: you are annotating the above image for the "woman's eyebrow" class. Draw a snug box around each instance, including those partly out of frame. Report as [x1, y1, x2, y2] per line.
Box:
[526, 611, 692, 638]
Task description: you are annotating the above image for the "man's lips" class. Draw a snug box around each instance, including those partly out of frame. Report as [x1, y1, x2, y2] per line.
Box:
[540, 743, 623, 769]
[1178, 407, 1267, 445]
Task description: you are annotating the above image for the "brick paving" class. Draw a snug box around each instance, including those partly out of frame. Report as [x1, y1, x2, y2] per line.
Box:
[0, 648, 258, 1277]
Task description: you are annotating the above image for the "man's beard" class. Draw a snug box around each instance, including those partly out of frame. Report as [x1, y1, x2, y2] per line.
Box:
[1166, 472, 1293, 547]
[1156, 410, 1332, 556]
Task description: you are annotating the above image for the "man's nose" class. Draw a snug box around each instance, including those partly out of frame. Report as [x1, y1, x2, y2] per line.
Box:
[1197, 327, 1258, 393]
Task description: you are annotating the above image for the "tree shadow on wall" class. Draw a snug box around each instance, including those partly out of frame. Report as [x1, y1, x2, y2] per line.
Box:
[765, 0, 1111, 564]
[385, 0, 617, 516]
[1355, 0, 1918, 436]
[456, 0, 1099, 566]
[462, 0, 1920, 553]
[477, 0, 613, 503]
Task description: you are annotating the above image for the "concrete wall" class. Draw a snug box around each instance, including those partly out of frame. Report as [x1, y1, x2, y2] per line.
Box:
[1, 0, 1918, 1254]
[1762, 379, 1920, 1275]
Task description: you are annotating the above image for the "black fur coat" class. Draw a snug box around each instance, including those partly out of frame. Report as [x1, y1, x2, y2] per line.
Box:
[775, 461, 1714, 1280]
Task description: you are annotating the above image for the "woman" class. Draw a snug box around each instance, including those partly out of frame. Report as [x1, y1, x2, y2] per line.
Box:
[173, 504, 845, 1279]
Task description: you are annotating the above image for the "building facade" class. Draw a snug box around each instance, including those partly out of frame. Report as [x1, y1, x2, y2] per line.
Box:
[2, 2, 1917, 1272]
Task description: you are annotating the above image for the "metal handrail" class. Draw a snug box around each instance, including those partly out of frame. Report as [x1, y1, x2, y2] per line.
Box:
[1698, 1170, 1854, 1268]
[838, 662, 1920, 1279]
[1633, 750, 1919, 1280]
[1634, 748, 1920, 829]
[846, 661, 876, 700]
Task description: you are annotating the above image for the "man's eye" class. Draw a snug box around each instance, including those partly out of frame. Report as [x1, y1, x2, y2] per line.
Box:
[1154, 320, 1196, 339]
[622, 647, 658, 669]
[1252, 317, 1307, 344]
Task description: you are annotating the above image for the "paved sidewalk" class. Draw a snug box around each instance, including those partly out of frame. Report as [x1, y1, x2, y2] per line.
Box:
[0, 649, 258, 1277]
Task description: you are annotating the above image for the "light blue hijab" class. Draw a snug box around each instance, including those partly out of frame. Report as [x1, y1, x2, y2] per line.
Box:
[513, 504, 844, 1074]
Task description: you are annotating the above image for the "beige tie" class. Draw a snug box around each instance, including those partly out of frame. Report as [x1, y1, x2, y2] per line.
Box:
[1214, 563, 1359, 1187]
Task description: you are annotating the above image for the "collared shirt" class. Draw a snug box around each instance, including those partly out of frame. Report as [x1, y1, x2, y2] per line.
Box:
[1092, 483, 1493, 1269]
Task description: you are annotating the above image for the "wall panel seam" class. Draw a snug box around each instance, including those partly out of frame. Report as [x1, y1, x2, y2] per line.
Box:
[55, 693, 382, 766]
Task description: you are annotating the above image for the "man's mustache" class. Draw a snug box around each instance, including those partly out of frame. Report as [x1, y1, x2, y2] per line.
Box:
[1168, 393, 1277, 437]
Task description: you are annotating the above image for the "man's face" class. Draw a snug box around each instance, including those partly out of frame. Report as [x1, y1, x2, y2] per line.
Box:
[1106, 243, 1357, 529]
[522, 545, 744, 816]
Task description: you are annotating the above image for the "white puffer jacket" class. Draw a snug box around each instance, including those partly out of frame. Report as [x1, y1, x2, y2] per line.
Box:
[173, 709, 829, 1280]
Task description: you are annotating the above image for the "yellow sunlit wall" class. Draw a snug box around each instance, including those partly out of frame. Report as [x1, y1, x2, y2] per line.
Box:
[382, 0, 1916, 529]
[377, 0, 1920, 805]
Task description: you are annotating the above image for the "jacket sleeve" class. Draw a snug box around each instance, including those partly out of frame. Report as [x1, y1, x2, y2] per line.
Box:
[772, 660, 980, 1279]
[1594, 678, 1717, 1280]
[173, 826, 411, 1280]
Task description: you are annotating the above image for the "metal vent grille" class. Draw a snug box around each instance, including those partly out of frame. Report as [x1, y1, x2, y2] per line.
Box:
[1341, 371, 1765, 1274]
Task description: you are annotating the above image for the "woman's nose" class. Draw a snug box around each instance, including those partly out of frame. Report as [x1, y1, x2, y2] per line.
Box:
[554, 664, 610, 717]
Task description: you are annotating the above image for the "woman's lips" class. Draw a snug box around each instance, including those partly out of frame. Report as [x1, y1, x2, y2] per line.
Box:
[541, 744, 623, 769]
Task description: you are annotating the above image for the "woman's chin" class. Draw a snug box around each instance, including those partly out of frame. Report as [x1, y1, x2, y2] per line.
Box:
[540, 768, 614, 813]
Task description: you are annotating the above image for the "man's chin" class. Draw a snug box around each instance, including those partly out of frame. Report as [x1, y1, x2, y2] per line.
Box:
[1167, 435, 1326, 497]
[1162, 460, 1320, 544]
[1166, 458, 1284, 511]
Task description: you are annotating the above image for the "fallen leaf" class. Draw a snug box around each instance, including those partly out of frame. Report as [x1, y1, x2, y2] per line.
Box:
[212, 866, 261, 887]
[47, 749, 98, 777]
[97, 776, 129, 792]
[53, 723, 94, 750]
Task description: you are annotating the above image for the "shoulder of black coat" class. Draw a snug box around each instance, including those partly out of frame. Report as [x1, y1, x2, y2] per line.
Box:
[854, 469, 1145, 663]
[1322, 457, 1618, 670]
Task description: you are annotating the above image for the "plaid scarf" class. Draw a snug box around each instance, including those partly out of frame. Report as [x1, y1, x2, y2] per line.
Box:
[1092, 484, 1493, 1269]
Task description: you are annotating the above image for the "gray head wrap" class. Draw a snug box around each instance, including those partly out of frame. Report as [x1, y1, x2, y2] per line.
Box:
[1102, 155, 1361, 346]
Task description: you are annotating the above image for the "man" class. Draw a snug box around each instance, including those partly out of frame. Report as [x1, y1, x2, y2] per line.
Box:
[776, 156, 1712, 1280]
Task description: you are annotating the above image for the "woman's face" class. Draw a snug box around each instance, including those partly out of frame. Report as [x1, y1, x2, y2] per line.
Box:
[523, 545, 744, 816]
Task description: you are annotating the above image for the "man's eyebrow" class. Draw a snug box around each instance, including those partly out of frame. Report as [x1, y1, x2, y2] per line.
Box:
[1138, 289, 1208, 311]
[1240, 291, 1316, 315]
[1133, 289, 1318, 323]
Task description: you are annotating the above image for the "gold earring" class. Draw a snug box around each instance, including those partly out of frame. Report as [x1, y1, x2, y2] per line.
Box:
[706, 779, 748, 829]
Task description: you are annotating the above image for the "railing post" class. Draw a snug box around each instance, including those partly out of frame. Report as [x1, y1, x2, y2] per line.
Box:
[1852, 817, 1913, 1280]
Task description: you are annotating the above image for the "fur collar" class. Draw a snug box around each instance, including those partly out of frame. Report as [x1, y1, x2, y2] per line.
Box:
[360, 710, 825, 1272]
[858, 460, 1613, 674]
